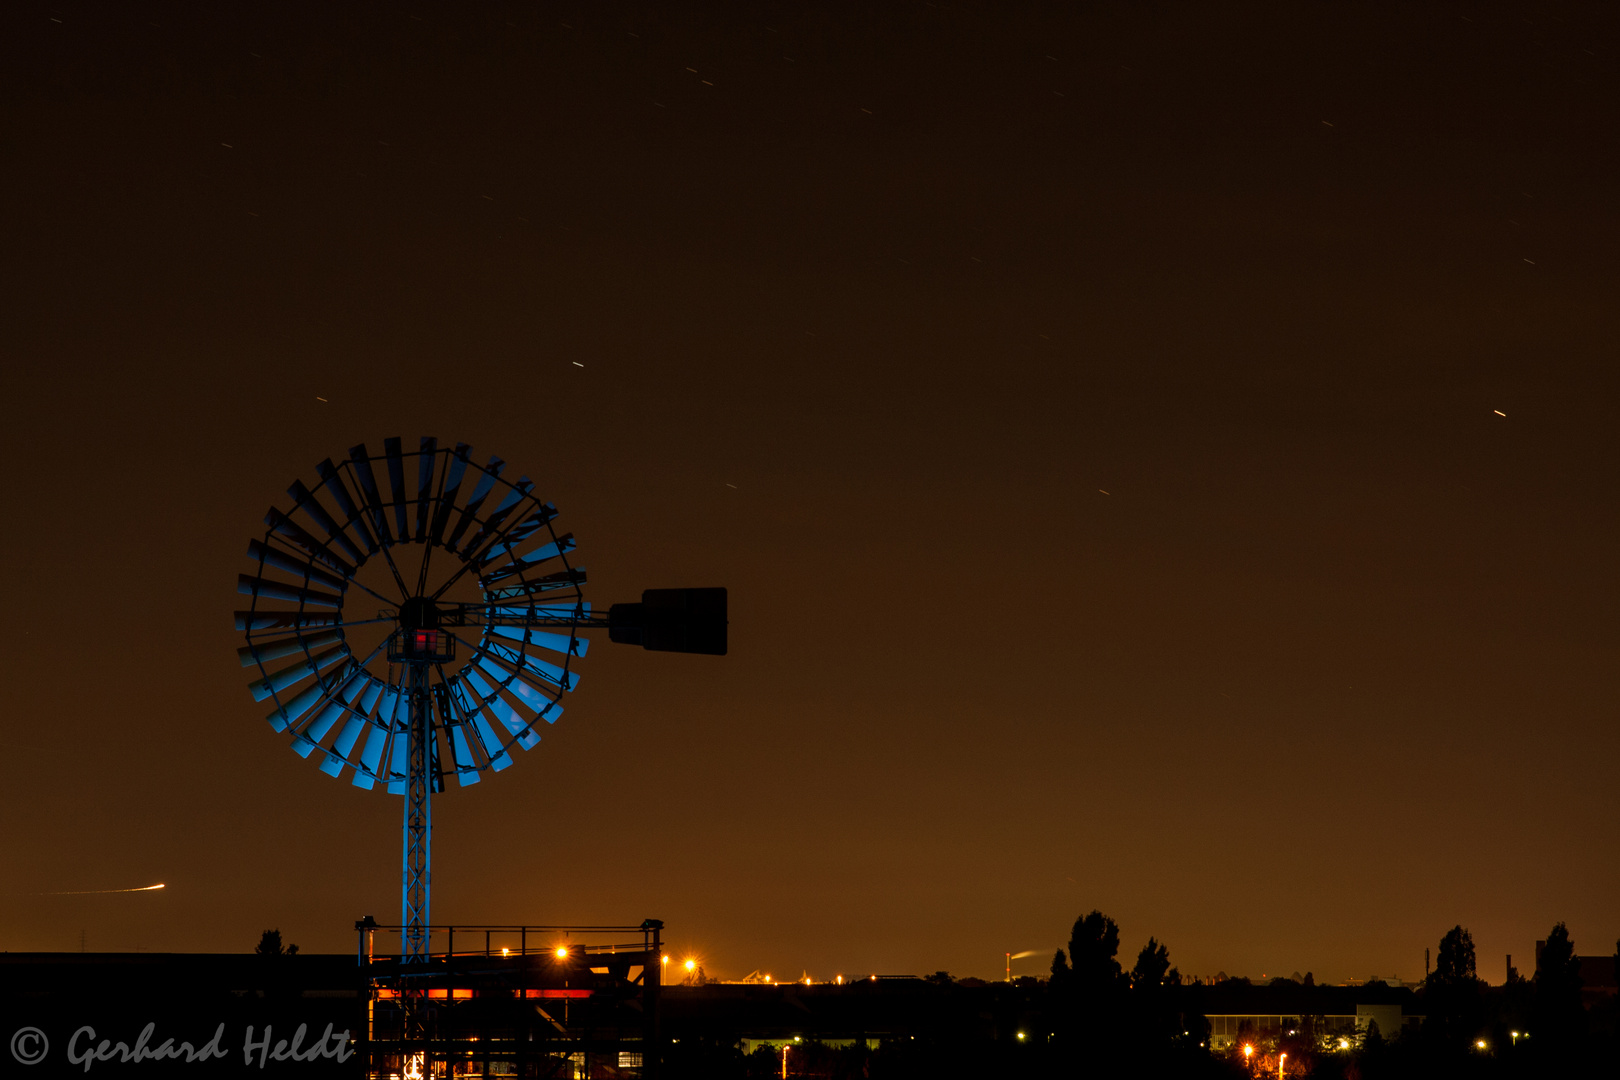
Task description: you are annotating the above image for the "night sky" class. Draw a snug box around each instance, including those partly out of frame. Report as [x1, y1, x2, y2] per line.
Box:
[3, 1, 1618, 986]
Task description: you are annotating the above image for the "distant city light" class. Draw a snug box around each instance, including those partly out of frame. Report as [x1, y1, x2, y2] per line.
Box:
[555, 946, 569, 959]
[685, 958, 697, 972]
[1016, 1032, 1026, 1041]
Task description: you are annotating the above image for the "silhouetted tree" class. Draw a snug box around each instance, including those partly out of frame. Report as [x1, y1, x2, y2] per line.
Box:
[1049, 911, 1129, 1073]
[1422, 924, 1482, 1047]
[1131, 937, 1178, 991]
[1066, 910, 1124, 995]
[1433, 925, 1476, 986]
[253, 928, 299, 1001]
[254, 929, 298, 956]
[1533, 922, 1585, 1049]
[1128, 937, 1183, 1051]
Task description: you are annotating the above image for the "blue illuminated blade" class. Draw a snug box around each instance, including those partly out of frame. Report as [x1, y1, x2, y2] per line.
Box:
[489, 624, 587, 657]
[475, 506, 558, 566]
[304, 689, 358, 748]
[449, 725, 480, 786]
[446, 676, 514, 770]
[287, 669, 366, 747]
[482, 535, 576, 584]
[461, 668, 549, 748]
[482, 641, 578, 692]
[385, 729, 407, 793]
[266, 664, 356, 732]
[238, 574, 342, 609]
[414, 437, 437, 540]
[429, 444, 471, 544]
[246, 540, 346, 592]
[287, 481, 366, 566]
[348, 444, 393, 545]
[238, 628, 343, 667]
[316, 458, 378, 554]
[384, 437, 409, 540]
[358, 681, 386, 719]
[236, 610, 340, 631]
[300, 700, 347, 748]
[476, 661, 563, 722]
[444, 456, 504, 552]
[462, 480, 534, 560]
[249, 645, 347, 701]
[263, 508, 356, 578]
[353, 724, 389, 789]
[470, 712, 513, 771]
[320, 711, 367, 776]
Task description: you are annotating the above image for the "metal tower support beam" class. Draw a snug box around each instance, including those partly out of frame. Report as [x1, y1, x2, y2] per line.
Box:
[401, 660, 432, 1038]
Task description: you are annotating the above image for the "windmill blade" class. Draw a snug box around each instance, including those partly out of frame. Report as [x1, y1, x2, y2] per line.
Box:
[469, 711, 514, 771]
[320, 710, 368, 777]
[287, 481, 366, 566]
[470, 651, 566, 725]
[474, 505, 559, 566]
[266, 664, 358, 733]
[384, 437, 410, 540]
[461, 479, 534, 560]
[263, 508, 357, 578]
[444, 456, 503, 553]
[316, 458, 378, 554]
[246, 539, 347, 592]
[353, 723, 390, 789]
[236, 610, 341, 631]
[448, 724, 481, 786]
[249, 644, 348, 702]
[385, 729, 408, 794]
[293, 680, 363, 755]
[481, 534, 576, 584]
[414, 436, 437, 541]
[348, 444, 393, 545]
[291, 668, 368, 744]
[482, 640, 579, 692]
[489, 624, 587, 657]
[460, 667, 550, 748]
[446, 676, 515, 770]
[237, 574, 342, 609]
[359, 681, 387, 720]
[429, 443, 471, 544]
[237, 628, 344, 668]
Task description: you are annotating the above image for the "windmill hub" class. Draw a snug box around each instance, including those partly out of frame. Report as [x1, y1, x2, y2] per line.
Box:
[397, 596, 441, 632]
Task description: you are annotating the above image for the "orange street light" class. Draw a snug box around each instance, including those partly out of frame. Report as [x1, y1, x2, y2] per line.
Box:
[555, 946, 569, 960]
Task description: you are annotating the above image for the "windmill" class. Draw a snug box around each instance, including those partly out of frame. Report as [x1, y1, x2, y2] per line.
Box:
[235, 437, 725, 1032]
